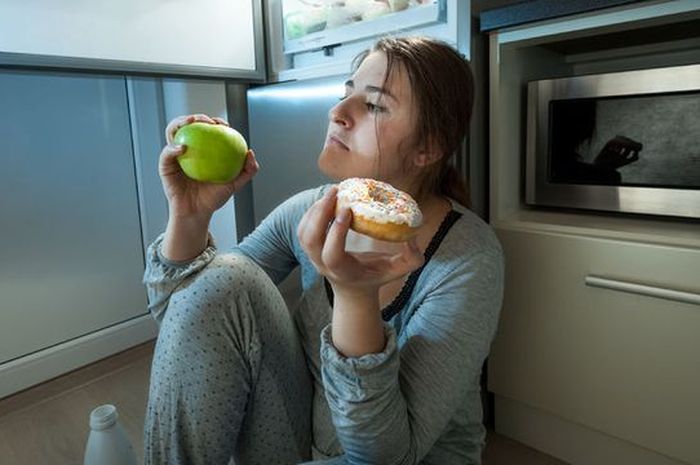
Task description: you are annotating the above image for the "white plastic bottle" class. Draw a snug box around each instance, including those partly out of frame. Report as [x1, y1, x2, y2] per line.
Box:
[84, 404, 138, 465]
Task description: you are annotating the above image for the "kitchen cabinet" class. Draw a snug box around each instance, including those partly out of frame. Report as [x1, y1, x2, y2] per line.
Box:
[0, 70, 152, 396]
[0, 0, 265, 80]
[490, 228, 700, 465]
[0, 68, 245, 398]
[484, 1, 700, 464]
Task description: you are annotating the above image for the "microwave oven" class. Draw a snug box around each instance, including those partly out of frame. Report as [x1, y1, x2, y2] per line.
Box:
[526, 63, 700, 219]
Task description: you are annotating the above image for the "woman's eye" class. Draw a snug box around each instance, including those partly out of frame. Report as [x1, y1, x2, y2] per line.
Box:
[365, 102, 386, 113]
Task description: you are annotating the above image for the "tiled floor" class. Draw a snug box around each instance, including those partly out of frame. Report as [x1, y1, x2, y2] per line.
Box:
[0, 340, 568, 465]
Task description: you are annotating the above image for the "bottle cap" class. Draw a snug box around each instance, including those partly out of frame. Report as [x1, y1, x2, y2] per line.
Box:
[89, 404, 118, 430]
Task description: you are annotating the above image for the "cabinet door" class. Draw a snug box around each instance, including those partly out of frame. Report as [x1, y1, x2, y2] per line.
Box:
[488, 228, 700, 464]
[0, 0, 265, 80]
[0, 69, 148, 364]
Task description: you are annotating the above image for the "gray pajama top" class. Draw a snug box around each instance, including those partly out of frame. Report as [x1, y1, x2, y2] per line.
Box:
[144, 185, 504, 465]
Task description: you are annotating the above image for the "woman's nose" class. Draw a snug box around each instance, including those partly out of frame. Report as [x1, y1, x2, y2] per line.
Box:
[329, 100, 352, 128]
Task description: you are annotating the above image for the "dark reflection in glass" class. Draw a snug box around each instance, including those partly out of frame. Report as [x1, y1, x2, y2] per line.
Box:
[549, 92, 700, 189]
[549, 99, 640, 185]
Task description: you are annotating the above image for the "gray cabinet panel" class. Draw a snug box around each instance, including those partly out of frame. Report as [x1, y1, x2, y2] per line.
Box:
[0, 69, 147, 363]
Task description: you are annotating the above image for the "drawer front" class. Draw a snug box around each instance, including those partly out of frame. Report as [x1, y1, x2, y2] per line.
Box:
[488, 228, 700, 465]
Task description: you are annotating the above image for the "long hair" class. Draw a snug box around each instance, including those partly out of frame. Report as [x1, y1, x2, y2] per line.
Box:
[353, 36, 474, 207]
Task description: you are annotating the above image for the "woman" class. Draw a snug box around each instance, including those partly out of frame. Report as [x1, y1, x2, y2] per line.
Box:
[143, 36, 504, 465]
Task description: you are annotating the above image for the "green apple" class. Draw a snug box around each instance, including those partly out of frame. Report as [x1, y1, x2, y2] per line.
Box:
[173, 122, 248, 183]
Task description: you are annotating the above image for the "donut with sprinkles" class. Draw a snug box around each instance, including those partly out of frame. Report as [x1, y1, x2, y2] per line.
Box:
[336, 178, 423, 242]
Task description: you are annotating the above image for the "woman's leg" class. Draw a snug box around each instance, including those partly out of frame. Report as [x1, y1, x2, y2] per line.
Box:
[143, 253, 312, 465]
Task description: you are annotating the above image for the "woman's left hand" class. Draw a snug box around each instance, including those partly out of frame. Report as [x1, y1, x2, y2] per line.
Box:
[297, 186, 425, 298]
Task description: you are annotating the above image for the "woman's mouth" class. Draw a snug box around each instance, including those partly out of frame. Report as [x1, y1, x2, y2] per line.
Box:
[327, 135, 349, 150]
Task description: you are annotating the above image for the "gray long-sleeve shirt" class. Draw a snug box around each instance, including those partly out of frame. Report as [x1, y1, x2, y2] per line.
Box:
[144, 185, 504, 464]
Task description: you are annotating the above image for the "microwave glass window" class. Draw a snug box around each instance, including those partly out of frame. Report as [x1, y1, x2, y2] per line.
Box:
[548, 93, 700, 189]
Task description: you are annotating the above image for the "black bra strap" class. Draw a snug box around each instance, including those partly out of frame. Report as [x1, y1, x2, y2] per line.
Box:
[381, 209, 462, 321]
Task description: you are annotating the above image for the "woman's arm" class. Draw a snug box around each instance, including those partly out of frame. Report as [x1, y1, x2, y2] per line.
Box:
[143, 187, 325, 325]
[320, 249, 504, 465]
[143, 113, 257, 324]
[235, 187, 325, 284]
[330, 289, 384, 357]
[295, 187, 504, 463]
[297, 187, 423, 357]
[157, 114, 258, 262]
[161, 212, 212, 262]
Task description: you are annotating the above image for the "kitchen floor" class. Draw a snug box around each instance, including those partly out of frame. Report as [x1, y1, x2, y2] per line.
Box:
[0, 341, 567, 465]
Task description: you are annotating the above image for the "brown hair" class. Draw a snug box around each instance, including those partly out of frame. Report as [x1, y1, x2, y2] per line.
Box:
[353, 36, 475, 207]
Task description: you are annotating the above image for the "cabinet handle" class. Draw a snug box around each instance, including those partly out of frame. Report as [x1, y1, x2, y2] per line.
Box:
[585, 275, 700, 306]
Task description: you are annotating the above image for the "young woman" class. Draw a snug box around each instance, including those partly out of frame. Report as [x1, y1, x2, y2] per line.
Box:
[143, 36, 504, 465]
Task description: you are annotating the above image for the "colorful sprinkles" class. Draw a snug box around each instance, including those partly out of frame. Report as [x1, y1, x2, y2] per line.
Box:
[336, 178, 423, 227]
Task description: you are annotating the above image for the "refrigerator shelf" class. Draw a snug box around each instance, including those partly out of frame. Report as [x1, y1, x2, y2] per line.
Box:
[283, 0, 446, 55]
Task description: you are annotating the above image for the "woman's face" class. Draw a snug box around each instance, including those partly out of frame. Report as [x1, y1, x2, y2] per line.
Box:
[318, 51, 419, 189]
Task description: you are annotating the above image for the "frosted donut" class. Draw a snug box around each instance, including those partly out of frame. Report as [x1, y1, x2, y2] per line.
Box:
[336, 178, 423, 242]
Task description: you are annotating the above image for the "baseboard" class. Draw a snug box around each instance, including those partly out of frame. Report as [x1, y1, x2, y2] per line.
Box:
[0, 314, 158, 399]
[494, 396, 687, 465]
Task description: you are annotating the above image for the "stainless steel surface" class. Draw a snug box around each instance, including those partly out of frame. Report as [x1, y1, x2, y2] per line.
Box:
[251, 0, 268, 81]
[526, 63, 700, 219]
[126, 77, 168, 255]
[247, 77, 343, 224]
[585, 275, 700, 306]
[0, 51, 266, 81]
[227, 82, 256, 240]
[0, 69, 148, 364]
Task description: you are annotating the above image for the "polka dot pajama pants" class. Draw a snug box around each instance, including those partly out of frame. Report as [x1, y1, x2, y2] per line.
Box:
[143, 254, 314, 465]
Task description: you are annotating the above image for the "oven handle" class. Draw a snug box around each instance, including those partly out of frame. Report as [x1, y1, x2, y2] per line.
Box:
[584, 275, 700, 306]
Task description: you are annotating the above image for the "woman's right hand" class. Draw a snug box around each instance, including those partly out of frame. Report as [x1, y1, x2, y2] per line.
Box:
[159, 113, 259, 221]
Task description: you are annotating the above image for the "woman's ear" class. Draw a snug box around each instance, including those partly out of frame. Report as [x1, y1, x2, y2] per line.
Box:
[414, 143, 443, 167]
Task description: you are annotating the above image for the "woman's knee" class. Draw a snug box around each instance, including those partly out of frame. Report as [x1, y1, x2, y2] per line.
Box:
[162, 253, 284, 344]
